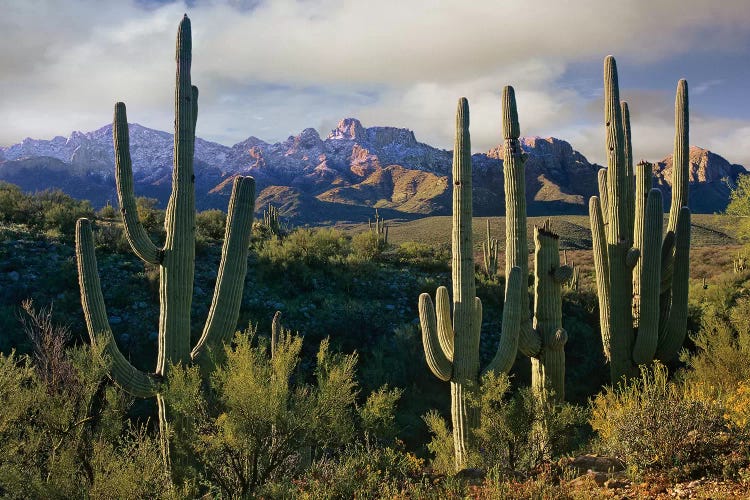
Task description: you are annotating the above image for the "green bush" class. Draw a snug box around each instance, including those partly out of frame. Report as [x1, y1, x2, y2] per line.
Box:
[424, 373, 588, 475]
[351, 230, 386, 261]
[97, 202, 116, 219]
[0, 303, 169, 498]
[590, 362, 724, 476]
[258, 227, 350, 267]
[196, 209, 226, 240]
[164, 329, 362, 497]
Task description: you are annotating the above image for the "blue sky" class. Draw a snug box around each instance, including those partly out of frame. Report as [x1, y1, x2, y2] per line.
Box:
[1, 0, 749, 166]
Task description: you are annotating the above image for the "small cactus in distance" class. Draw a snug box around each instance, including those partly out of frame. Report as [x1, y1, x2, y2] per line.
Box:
[369, 208, 389, 245]
[263, 203, 283, 238]
[482, 219, 499, 278]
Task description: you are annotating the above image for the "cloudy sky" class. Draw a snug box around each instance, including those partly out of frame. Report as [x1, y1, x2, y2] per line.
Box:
[2, 0, 749, 166]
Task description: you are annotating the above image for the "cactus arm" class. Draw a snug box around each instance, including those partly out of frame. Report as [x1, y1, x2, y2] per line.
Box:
[191, 176, 256, 362]
[483, 266, 523, 375]
[76, 219, 157, 398]
[435, 286, 454, 362]
[158, 15, 197, 372]
[667, 80, 689, 233]
[113, 103, 162, 265]
[604, 56, 636, 381]
[656, 207, 691, 360]
[419, 293, 453, 381]
[621, 101, 635, 239]
[590, 196, 612, 360]
[531, 226, 567, 402]
[632, 189, 663, 365]
[502, 86, 540, 357]
[598, 169, 609, 221]
[632, 161, 653, 326]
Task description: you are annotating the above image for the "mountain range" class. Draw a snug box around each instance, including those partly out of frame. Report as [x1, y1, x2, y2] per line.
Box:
[0, 118, 744, 224]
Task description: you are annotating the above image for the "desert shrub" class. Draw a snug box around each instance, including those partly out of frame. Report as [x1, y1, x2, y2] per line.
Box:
[294, 444, 425, 498]
[195, 209, 226, 240]
[0, 182, 28, 223]
[97, 202, 116, 219]
[422, 409, 455, 475]
[0, 304, 168, 498]
[682, 293, 750, 393]
[396, 241, 450, 271]
[351, 230, 386, 261]
[472, 373, 588, 473]
[424, 373, 588, 475]
[590, 362, 724, 475]
[164, 328, 367, 497]
[135, 196, 165, 238]
[94, 221, 130, 253]
[258, 227, 350, 267]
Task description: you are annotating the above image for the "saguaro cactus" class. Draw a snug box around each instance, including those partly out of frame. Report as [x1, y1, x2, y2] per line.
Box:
[369, 208, 389, 245]
[418, 90, 570, 470]
[589, 56, 691, 382]
[419, 98, 524, 470]
[482, 219, 499, 278]
[75, 15, 255, 467]
[500, 87, 571, 401]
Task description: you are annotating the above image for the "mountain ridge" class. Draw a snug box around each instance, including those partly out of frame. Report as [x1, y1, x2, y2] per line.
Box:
[0, 118, 744, 224]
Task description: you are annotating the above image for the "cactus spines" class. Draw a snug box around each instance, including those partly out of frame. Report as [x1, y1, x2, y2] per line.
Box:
[418, 98, 523, 470]
[482, 219, 499, 277]
[589, 56, 691, 381]
[75, 16, 256, 404]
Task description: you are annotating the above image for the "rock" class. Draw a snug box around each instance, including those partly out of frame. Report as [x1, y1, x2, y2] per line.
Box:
[7, 271, 19, 281]
[109, 316, 122, 324]
[565, 454, 625, 474]
[604, 477, 630, 489]
[455, 468, 485, 484]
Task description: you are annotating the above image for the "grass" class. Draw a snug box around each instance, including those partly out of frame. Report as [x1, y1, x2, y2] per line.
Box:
[369, 214, 743, 250]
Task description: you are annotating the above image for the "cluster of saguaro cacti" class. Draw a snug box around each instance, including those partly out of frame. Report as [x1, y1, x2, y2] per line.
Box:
[499, 88, 571, 402]
[589, 56, 691, 382]
[418, 89, 571, 470]
[482, 219, 499, 278]
[263, 203, 282, 237]
[75, 15, 255, 468]
[369, 208, 389, 244]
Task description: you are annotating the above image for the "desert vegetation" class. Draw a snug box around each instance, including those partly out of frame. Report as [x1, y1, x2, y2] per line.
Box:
[3, 14, 750, 500]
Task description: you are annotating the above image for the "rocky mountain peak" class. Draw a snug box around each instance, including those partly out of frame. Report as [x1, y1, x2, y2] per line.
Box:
[656, 145, 745, 184]
[327, 118, 366, 141]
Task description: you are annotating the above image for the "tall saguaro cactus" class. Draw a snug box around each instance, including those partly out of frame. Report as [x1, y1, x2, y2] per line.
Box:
[500, 87, 571, 401]
[75, 15, 256, 467]
[589, 56, 691, 382]
[418, 90, 570, 470]
[419, 98, 524, 470]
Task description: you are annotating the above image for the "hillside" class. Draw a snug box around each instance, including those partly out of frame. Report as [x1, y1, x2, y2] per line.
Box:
[0, 119, 744, 224]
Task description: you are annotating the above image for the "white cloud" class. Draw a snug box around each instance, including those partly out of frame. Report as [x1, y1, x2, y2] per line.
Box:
[1, 0, 749, 169]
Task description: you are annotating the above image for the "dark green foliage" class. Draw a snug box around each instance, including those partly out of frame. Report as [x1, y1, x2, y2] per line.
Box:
[134, 196, 165, 238]
[351, 229, 386, 261]
[195, 209, 226, 241]
[0, 304, 169, 498]
[0, 182, 95, 236]
[424, 372, 588, 475]
[161, 325, 404, 497]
